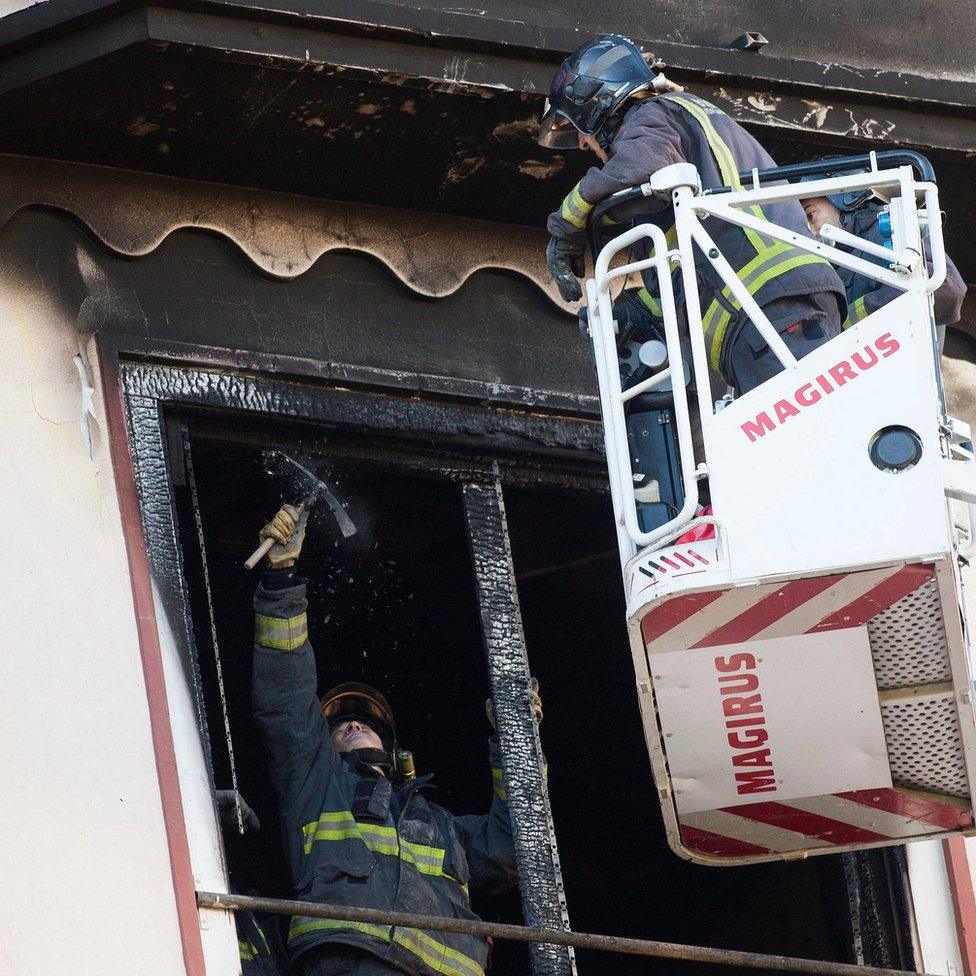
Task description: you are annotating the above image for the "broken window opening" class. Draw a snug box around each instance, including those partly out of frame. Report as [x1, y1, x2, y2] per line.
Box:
[122, 362, 860, 976]
[167, 410, 586, 976]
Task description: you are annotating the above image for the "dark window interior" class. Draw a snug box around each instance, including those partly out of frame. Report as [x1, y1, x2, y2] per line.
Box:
[172, 410, 855, 976]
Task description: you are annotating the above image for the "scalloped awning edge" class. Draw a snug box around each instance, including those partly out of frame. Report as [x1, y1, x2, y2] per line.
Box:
[0, 152, 578, 314]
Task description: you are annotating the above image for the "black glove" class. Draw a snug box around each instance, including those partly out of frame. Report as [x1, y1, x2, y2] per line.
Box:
[615, 291, 664, 345]
[215, 789, 261, 833]
[546, 236, 586, 303]
[579, 293, 663, 344]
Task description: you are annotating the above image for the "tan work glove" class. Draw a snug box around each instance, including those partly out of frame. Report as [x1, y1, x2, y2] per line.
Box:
[259, 503, 309, 566]
[486, 677, 542, 730]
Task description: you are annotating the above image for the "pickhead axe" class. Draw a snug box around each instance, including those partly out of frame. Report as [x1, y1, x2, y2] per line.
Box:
[245, 452, 357, 570]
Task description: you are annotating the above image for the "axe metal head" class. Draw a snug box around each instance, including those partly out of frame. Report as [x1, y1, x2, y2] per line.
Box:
[277, 451, 358, 538]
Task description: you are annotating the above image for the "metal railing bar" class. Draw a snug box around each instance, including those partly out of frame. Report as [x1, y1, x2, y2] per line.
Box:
[197, 891, 932, 976]
[695, 197, 914, 292]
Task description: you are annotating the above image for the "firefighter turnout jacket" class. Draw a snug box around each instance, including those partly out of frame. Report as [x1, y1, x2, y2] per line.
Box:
[237, 909, 287, 976]
[838, 204, 966, 333]
[252, 578, 518, 976]
[548, 93, 846, 375]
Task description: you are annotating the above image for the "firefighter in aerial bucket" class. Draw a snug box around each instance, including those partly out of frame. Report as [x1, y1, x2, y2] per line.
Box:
[539, 34, 847, 395]
[799, 179, 966, 343]
[251, 504, 538, 976]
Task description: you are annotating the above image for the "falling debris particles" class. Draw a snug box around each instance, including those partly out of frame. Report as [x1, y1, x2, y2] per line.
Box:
[245, 451, 357, 568]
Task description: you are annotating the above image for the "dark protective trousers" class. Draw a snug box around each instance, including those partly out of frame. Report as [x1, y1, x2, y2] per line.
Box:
[297, 946, 402, 976]
[724, 292, 842, 395]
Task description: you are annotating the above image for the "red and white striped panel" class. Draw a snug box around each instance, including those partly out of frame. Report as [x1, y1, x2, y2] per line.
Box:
[639, 562, 974, 859]
[680, 788, 972, 859]
[642, 563, 934, 654]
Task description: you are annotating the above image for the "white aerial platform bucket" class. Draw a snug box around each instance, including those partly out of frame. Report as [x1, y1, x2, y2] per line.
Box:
[586, 156, 976, 865]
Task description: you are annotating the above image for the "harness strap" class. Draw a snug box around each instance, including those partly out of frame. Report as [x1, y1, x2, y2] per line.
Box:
[662, 93, 832, 370]
[843, 295, 869, 330]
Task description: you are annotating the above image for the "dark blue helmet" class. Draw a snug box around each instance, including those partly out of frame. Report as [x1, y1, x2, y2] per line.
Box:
[799, 163, 876, 213]
[538, 35, 660, 150]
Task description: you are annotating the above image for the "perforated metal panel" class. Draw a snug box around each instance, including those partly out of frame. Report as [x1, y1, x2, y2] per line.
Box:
[881, 693, 968, 797]
[866, 574, 968, 798]
[866, 578, 952, 689]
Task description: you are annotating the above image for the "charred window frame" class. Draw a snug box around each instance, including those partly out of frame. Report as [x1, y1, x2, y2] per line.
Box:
[119, 357, 603, 976]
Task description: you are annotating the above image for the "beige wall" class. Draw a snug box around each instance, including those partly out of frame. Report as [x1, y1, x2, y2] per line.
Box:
[0, 1, 47, 15]
[0, 270, 186, 973]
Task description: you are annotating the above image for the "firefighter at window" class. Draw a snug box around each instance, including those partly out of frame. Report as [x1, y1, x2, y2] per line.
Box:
[214, 789, 291, 976]
[539, 34, 847, 395]
[800, 184, 966, 343]
[251, 504, 533, 976]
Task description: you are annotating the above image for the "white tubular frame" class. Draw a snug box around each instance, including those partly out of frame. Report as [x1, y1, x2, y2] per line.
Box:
[588, 165, 946, 557]
[590, 224, 700, 551]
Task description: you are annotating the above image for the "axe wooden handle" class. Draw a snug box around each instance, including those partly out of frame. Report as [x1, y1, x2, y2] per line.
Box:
[244, 536, 276, 571]
[244, 492, 320, 571]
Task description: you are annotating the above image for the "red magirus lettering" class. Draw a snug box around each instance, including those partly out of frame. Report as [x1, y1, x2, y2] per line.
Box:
[726, 716, 766, 728]
[828, 361, 857, 386]
[727, 728, 769, 748]
[734, 770, 778, 795]
[815, 374, 834, 395]
[718, 673, 760, 694]
[741, 329, 902, 444]
[714, 653, 756, 673]
[715, 655, 777, 797]
[732, 749, 773, 767]
[741, 412, 775, 443]
[722, 695, 763, 718]
[773, 399, 801, 424]
[876, 332, 900, 358]
[795, 383, 821, 407]
[851, 346, 879, 371]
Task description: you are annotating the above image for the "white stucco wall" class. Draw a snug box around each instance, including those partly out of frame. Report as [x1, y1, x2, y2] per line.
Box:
[0, 0, 48, 15]
[152, 581, 240, 975]
[0, 273, 186, 973]
[907, 841, 964, 976]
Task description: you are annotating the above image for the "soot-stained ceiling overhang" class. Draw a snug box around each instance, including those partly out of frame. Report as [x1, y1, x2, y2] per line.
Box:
[2, 0, 976, 230]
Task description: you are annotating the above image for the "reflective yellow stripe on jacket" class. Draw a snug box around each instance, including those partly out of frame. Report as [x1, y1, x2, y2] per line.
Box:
[289, 917, 390, 944]
[664, 94, 767, 254]
[239, 940, 258, 962]
[394, 926, 484, 976]
[635, 224, 675, 319]
[559, 180, 593, 230]
[295, 811, 483, 974]
[254, 611, 308, 651]
[288, 918, 485, 976]
[302, 811, 458, 878]
[842, 295, 869, 330]
[490, 764, 506, 801]
[699, 242, 828, 369]
[637, 288, 662, 317]
[663, 94, 832, 369]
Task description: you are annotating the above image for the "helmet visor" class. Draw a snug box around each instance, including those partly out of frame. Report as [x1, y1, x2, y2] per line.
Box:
[329, 711, 386, 736]
[322, 687, 394, 736]
[538, 103, 580, 149]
